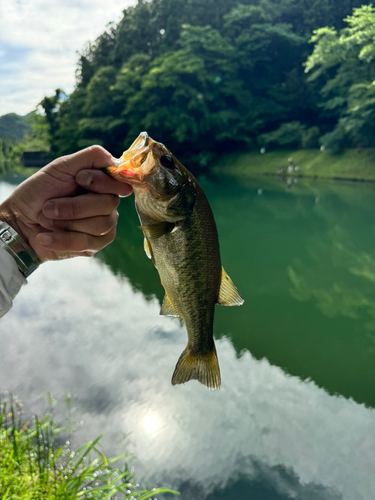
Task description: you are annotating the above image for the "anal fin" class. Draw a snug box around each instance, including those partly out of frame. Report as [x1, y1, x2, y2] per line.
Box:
[217, 266, 244, 306]
[160, 294, 181, 317]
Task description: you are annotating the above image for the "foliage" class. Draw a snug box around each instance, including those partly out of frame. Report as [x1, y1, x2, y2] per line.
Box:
[0, 113, 31, 141]
[39, 0, 371, 171]
[259, 121, 304, 148]
[305, 5, 375, 151]
[0, 111, 50, 171]
[0, 138, 13, 173]
[3, 114, 50, 172]
[301, 126, 320, 149]
[258, 122, 321, 149]
[0, 395, 179, 500]
[39, 90, 66, 155]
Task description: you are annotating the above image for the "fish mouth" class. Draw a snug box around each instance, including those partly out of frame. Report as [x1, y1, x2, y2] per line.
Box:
[104, 131, 152, 184]
[132, 131, 149, 149]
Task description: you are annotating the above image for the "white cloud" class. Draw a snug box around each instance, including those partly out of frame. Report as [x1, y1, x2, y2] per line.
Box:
[0, 0, 135, 115]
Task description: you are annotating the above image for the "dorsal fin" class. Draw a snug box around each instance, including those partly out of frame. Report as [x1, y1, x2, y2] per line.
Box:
[217, 266, 244, 306]
[160, 294, 181, 317]
[139, 222, 175, 239]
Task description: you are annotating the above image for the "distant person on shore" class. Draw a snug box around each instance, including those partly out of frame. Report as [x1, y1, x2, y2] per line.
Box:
[0, 146, 132, 318]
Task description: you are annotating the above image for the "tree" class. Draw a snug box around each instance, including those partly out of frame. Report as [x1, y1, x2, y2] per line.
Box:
[46, 0, 375, 169]
[39, 89, 66, 154]
[305, 5, 375, 150]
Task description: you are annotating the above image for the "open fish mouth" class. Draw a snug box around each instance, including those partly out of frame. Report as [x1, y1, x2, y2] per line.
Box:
[132, 131, 149, 149]
[104, 131, 152, 183]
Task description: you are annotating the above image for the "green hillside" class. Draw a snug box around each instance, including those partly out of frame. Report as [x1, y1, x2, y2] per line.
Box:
[0, 113, 31, 140]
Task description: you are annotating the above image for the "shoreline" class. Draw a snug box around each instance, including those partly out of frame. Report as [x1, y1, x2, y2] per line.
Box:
[257, 172, 375, 183]
[213, 148, 375, 183]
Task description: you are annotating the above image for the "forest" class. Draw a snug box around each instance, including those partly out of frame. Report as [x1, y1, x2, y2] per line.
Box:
[4, 0, 375, 172]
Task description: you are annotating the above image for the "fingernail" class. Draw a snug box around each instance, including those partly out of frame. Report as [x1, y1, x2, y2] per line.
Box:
[44, 201, 59, 218]
[38, 234, 53, 247]
[76, 170, 93, 186]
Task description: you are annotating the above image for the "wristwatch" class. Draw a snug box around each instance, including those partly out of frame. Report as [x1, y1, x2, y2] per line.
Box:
[0, 221, 39, 278]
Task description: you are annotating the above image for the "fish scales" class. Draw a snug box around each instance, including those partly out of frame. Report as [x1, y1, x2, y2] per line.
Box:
[144, 186, 221, 352]
[105, 132, 243, 389]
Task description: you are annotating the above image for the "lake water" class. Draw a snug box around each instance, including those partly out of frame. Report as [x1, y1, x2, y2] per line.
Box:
[1, 174, 375, 499]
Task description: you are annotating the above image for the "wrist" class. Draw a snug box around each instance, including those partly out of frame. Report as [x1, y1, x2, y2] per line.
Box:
[0, 204, 40, 278]
[0, 201, 27, 242]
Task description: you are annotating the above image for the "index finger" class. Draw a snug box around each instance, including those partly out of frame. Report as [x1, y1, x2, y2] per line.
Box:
[76, 169, 133, 197]
[45, 145, 115, 178]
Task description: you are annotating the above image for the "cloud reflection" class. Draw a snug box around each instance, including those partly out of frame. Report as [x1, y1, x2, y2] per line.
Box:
[0, 256, 374, 499]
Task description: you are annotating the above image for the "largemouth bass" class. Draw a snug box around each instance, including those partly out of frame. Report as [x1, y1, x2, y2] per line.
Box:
[105, 132, 243, 389]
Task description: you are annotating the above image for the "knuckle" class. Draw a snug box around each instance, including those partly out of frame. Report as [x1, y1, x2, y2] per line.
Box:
[87, 145, 108, 161]
[104, 195, 118, 213]
[57, 219, 69, 232]
[107, 227, 117, 244]
[88, 145, 105, 154]
[97, 216, 110, 236]
[61, 231, 74, 249]
[97, 213, 117, 236]
[70, 200, 82, 218]
[82, 250, 96, 257]
[80, 233, 95, 252]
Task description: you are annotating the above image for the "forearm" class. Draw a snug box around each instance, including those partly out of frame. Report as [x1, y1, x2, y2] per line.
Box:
[0, 246, 27, 318]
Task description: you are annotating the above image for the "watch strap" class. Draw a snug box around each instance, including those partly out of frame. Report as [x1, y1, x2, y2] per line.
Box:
[0, 221, 39, 278]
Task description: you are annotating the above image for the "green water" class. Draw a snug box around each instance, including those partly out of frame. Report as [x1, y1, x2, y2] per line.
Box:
[101, 175, 375, 409]
[1, 175, 375, 499]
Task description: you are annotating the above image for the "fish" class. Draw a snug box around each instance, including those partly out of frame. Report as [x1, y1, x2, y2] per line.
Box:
[105, 132, 243, 389]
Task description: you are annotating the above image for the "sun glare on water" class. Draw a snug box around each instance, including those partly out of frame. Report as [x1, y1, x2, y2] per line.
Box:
[143, 413, 161, 435]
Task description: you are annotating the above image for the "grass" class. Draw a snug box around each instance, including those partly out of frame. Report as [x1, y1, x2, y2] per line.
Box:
[213, 148, 375, 181]
[0, 394, 179, 500]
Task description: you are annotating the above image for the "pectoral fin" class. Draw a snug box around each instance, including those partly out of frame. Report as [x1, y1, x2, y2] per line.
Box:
[160, 294, 181, 317]
[217, 267, 244, 306]
[139, 222, 175, 239]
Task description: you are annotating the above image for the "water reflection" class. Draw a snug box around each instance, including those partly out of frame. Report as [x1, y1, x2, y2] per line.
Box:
[1, 259, 374, 498]
[204, 177, 375, 407]
[1, 178, 375, 498]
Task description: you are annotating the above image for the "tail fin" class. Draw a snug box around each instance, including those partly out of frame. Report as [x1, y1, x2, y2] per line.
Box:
[171, 346, 221, 390]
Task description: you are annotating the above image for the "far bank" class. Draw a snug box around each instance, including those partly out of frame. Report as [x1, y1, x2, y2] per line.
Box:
[213, 148, 375, 182]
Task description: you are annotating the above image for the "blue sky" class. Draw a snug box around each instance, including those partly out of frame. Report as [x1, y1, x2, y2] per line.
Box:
[0, 0, 135, 116]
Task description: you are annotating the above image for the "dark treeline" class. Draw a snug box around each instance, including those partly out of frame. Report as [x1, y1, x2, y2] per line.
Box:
[41, 0, 373, 171]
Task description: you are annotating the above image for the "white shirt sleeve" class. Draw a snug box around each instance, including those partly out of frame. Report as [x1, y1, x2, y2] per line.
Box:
[0, 246, 27, 318]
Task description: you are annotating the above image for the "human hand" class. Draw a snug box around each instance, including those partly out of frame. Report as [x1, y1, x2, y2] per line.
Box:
[0, 146, 132, 263]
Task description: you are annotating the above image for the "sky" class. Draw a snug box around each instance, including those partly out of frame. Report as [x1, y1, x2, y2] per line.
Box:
[0, 0, 135, 116]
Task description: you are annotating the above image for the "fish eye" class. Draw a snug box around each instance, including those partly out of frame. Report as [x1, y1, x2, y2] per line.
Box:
[160, 154, 175, 169]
